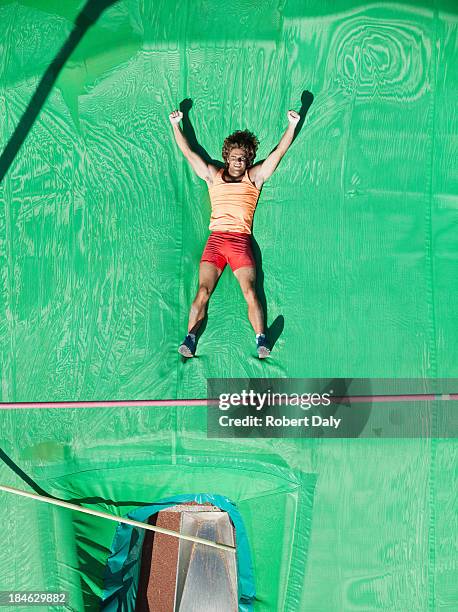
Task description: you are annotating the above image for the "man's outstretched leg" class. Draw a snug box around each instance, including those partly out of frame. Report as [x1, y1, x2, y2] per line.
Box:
[234, 266, 270, 358]
[178, 262, 222, 357]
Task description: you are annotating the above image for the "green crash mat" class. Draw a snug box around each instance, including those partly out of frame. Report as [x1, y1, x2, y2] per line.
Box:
[1, 1, 457, 610]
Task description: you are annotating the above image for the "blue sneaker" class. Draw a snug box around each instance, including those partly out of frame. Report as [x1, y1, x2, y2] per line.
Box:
[178, 334, 196, 358]
[256, 334, 270, 359]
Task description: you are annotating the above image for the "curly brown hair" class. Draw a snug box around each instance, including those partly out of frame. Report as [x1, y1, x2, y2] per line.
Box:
[222, 130, 259, 167]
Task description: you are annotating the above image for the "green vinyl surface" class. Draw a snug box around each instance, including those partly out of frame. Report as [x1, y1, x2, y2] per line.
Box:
[1, 1, 457, 610]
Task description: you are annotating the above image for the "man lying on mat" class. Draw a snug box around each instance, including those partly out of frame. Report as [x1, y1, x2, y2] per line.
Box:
[169, 107, 300, 358]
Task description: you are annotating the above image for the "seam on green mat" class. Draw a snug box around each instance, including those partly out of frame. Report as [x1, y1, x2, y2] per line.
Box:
[425, 6, 439, 382]
[172, 107, 183, 464]
[283, 473, 318, 612]
[426, 5, 440, 611]
[173, 5, 191, 464]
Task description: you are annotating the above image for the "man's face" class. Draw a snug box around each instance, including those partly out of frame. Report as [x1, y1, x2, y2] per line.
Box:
[226, 147, 248, 177]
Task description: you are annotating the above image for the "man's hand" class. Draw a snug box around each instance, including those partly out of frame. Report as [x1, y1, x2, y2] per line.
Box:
[169, 110, 183, 125]
[287, 110, 300, 126]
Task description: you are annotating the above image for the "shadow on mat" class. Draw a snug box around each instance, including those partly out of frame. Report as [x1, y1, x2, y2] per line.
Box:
[0, 447, 154, 506]
[180, 98, 224, 169]
[251, 236, 284, 350]
[0, 0, 120, 183]
[252, 89, 313, 349]
[0, 447, 51, 497]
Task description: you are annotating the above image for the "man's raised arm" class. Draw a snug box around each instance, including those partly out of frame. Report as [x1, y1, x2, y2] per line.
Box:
[250, 110, 300, 189]
[169, 110, 217, 183]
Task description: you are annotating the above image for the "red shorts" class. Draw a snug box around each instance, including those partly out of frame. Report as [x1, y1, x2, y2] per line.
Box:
[200, 232, 255, 272]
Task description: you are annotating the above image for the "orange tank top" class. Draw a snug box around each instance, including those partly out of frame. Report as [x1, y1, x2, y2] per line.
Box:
[208, 168, 260, 234]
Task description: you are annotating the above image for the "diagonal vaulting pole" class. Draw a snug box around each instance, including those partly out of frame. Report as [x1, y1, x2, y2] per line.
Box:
[0, 485, 236, 553]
